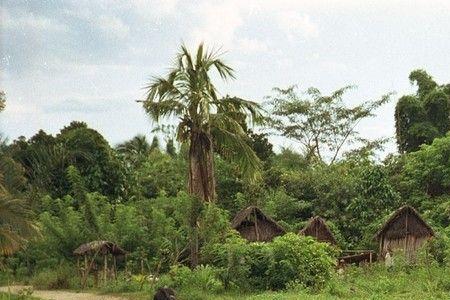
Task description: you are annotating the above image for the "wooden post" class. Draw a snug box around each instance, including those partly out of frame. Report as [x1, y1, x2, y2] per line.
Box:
[125, 254, 128, 274]
[254, 210, 260, 241]
[77, 257, 80, 277]
[104, 255, 108, 283]
[369, 252, 373, 264]
[84, 255, 88, 278]
[113, 256, 117, 280]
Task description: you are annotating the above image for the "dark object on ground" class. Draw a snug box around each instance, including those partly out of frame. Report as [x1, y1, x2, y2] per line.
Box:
[154, 287, 177, 300]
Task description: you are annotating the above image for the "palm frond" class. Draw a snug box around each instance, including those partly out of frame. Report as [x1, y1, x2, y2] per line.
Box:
[210, 114, 262, 181]
[0, 187, 39, 256]
[217, 97, 264, 125]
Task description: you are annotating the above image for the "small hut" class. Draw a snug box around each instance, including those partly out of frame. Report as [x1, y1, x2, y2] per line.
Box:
[231, 206, 285, 242]
[299, 216, 337, 245]
[74, 241, 127, 287]
[375, 205, 434, 260]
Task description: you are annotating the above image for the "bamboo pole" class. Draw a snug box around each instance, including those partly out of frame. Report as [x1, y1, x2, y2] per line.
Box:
[113, 256, 117, 280]
[103, 255, 107, 283]
[84, 255, 88, 278]
[254, 210, 260, 241]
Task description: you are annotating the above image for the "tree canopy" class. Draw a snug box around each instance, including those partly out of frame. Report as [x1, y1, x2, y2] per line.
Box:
[395, 69, 450, 153]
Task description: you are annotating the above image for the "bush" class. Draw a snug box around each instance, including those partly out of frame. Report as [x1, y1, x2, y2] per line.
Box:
[100, 274, 148, 293]
[203, 232, 337, 291]
[31, 264, 75, 290]
[160, 265, 224, 295]
[267, 233, 337, 290]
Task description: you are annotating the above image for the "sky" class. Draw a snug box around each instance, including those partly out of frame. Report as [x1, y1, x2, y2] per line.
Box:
[1, 0, 450, 155]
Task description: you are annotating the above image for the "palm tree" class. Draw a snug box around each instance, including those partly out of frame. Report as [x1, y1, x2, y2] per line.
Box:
[0, 168, 38, 257]
[117, 134, 152, 167]
[117, 134, 151, 157]
[142, 43, 262, 203]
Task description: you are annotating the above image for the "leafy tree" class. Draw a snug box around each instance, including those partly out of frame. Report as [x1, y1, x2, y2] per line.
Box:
[248, 131, 274, 162]
[402, 133, 450, 197]
[150, 136, 160, 152]
[57, 123, 125, 199]
[166, 138, 177, 157]
[116, 134, 151, 166]
[395, 70, 450, 153]
[137, 150, 186, 199]
[267, 85, 390, 164]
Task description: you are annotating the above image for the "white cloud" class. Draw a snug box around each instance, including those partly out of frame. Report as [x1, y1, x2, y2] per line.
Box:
[96, 15, 130, 40]
[1, 7, 67, 32]
[237, 38, 268, 54]
[186, 0, 318, 52]
[188, 1, 246, 49]
[129, 0, 179, 17]
[276, 12, 319, 40]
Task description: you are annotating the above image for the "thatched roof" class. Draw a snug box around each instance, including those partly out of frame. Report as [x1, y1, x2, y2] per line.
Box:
[231, 206, 285, 233]
[375, 205, 434, 240]
[299, 216, 337, 245]
[73, 240, 127, 256]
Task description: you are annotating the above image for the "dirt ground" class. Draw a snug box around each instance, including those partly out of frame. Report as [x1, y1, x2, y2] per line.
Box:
[0, 286, 128, 300]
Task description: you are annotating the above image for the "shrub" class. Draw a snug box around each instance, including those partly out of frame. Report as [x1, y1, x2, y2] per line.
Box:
[31, 264, 75, 290]
[100, 274, 147, 293]
[267, 233, 337, 290]
[203, 232, 337, 291]
[161, 265, 224, 294]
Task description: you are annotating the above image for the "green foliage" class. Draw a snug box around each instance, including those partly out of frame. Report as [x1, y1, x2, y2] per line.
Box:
[203, 233, 336, 291]
[57, 122, 125, 198]
[7, 122, 125, 200]
[166, 265, 224, 294]
[116, 134, 151, 168]
[31, 263, 75, 290]
[5, 64, 450, 300]
[402, 133, 450, 197]
[395, 70, 450, 153]
[267, 233, 336, 290]
[267, 85, 390, 164]
[136, 150, 186, 199]
[165, 138, 177, 157]
[142, 43, 263, 203]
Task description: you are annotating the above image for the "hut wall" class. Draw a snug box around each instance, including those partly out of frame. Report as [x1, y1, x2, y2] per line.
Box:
[302, 223, 335, 244]
[237, 219, 283, 242]
[378, 207, 433, 260]
[379, 234, 430, 260]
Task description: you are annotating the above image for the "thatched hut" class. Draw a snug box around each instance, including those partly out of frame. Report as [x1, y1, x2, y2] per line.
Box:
[231, 206, 285, 242]
[73, 241, 127, 256]
[375, 205, 434, 260]
[74, 241, 127, 287]
[299, 216, 337, 245]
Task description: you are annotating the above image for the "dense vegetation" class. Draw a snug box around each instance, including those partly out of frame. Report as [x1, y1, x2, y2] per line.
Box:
[1, 45, 450, 299]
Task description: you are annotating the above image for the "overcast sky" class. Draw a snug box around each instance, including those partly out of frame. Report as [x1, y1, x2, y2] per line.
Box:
[1, 0, 449, 154]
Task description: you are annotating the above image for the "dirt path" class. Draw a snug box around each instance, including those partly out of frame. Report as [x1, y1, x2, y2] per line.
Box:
[0, 286, 128, 300]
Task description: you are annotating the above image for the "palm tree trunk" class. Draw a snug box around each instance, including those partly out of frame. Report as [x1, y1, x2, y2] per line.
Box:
[187, 131, 216, 268]
[188, 131, 216, 202]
